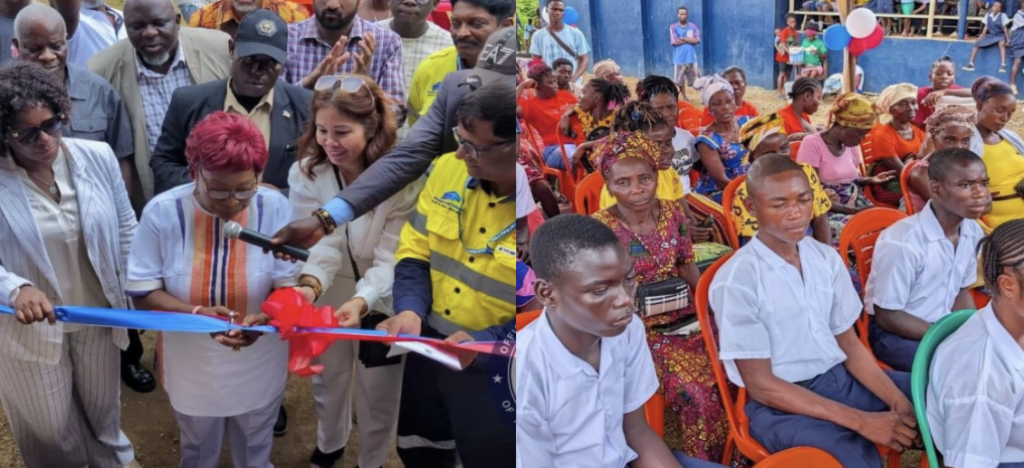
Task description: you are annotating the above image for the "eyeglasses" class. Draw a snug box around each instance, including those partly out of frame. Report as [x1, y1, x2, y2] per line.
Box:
[9, 114, 65, 145]
[453, 128, 515, 160]
[199, 173, 259, 200]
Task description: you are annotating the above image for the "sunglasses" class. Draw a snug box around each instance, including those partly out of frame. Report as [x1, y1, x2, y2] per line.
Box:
[453, 128, 514, 160]
[315, 74, 369, 92]
[9, 114, 65, 146]
[199, 173, 259, 201]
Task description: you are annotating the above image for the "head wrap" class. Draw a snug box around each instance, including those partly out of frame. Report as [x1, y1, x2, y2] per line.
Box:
[875, 83, 918, 124]
[827, 93, 879, 130]
[693, 74, 734, 108]
[739, 112, 787, 153]
[595, 131, 659, 177]
[594, 59, 621, 80]
[924, 105, 977, 138]
[971, 75, 1014, 103]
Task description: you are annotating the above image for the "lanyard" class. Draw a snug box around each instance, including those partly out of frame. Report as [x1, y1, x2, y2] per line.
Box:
[457, 177, 515, 255]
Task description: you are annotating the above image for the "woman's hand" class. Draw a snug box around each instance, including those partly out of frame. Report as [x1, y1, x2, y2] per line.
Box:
[922, 90, 945, 108]
[334, 298, 366, 329]
[570, 141, 595, 166]
[13, 286, 56, 325]
[377, 311, 423, 337]
[558, 112, 573, 137]
[213, 313, 268, 349]
[293, 286, 317, 305]
[865, 170, 898, 185]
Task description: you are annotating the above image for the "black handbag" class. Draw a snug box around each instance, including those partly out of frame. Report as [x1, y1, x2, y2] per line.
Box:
[634, 277, 690, 318]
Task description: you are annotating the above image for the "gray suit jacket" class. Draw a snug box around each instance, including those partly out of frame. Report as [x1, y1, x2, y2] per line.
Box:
[149, 79, 313, 194]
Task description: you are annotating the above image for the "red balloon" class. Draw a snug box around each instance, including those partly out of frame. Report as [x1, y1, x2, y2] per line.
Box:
[865, 25, 884, 49]
[848, 37, 868, 56]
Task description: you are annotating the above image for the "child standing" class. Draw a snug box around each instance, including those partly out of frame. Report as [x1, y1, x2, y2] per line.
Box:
[776, 14, 800, 99]
[1008, 7, 1024, 94]
[915, 56, 973, 128]
[671, 6, 701, 102]
[964, 1, 1010, 73]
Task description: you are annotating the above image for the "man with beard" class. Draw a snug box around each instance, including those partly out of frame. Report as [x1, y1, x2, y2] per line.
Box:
[378, 0, 452, 141]
[284, 0, 405, 111]
[150, 9, 313, 196]
[189, 0, 307, 38]
[13, 4, 134, 192]
[407, 0, 512, 128]
[89, 0, 232, 209]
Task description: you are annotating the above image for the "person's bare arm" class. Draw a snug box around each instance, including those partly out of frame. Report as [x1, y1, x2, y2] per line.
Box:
[677, 261, 700, 291]
[875, 306, 933, 341]
[952, 287, 977, 311]
[908, 164, 933, 205]
[879, 155, 905, 172]
[623, 408, 684, 468]
[50, 0, 81, 38]
[812, 213, 833, 245]
[697, 143, 731, 188]
[571, 54, 589, 83]
[836, 328, 915, 419]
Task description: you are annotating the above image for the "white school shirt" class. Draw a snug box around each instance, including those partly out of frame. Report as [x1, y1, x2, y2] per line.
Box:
[710, 236, 862, 387]
[673, 127, 696, 194]
[126, 184, 296, 417]
[927, 304, 1024, 468]
[516, 163, 538, 219]
[516, 310, 659, 468]
[864, 202, 981, 323]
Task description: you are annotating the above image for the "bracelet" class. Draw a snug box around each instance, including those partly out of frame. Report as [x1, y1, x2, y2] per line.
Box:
[351, 296, 370, 319]
[313, 208, 337, 235]
[192, 306, 202, 315]
[298, 275, 324, 300]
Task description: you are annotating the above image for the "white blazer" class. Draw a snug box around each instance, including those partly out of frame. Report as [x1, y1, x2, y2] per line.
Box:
[0, 138, 134, 364]
[287, 158, 421, 314]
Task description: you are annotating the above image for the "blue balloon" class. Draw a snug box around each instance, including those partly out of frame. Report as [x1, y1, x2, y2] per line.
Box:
[823, 24, 852, 51]
[564, 6, 579, 25]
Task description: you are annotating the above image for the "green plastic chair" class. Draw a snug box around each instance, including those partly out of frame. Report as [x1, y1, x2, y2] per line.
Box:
[911, 309, 979, 468]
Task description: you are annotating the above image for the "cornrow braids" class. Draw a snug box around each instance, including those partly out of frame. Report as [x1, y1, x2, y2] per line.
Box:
[931, 55, 955, 73]
[636, 75, 679, 102]
[977, 219, 1024, 291]
[788, 77, 822, 100]
[587, 78, 631, 110]
[611, 101, 667, 133]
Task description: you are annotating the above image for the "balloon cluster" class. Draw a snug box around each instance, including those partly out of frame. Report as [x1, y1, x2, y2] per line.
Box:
[823, 8, 885, 56]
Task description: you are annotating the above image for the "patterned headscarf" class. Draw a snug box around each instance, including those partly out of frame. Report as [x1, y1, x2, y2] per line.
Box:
[693, 75, 734, 108]
[924, 106, 977, 138]
[739, 112, 787, 153]
[827, 93, 879, 130]
[875, 83, 917, 124]
[596, 131, 660, 177]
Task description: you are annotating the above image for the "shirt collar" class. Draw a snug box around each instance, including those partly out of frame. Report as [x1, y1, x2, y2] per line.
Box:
[64, 64, 89, 101]
[980, 303, 1024, 371]
[224, 79, 275, 113]
[537, 308, 609, 379]
[919, 201, 948, 243]
[749, 235, 807, 270]
[135, 43, 188, 78]
[466, 177, 514, 203]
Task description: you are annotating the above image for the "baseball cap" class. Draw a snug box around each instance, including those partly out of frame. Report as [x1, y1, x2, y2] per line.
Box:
[235, 9, 288, 65]
[459, 27, 515, 90]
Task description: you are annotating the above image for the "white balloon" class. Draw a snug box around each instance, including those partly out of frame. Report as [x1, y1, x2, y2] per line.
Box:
[846, 8, 878, 39]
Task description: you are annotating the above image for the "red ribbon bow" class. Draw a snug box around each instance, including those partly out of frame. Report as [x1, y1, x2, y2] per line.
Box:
[261, 288, 339, 377]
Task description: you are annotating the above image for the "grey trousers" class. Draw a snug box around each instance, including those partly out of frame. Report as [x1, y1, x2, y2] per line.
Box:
[174, 392, 282, 468]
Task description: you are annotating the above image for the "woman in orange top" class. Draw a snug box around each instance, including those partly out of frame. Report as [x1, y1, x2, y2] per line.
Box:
[700, 66, 759, 126]
[861, 83, 925, 207]
[516, 62, 579, 170]
[779, 78, 824, 158]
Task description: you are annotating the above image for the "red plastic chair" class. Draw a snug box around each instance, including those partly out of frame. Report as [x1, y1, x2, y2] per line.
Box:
[516, 310, 542, 332]
[755, 448, 844, 467]
[573, 172, 605, 216]
[720, 175, 747, 249]
[900, 159, 922, 216]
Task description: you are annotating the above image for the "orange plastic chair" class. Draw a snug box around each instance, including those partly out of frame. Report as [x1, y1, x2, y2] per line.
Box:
[720, 175, 747, 249]
[900, 159, 922, 215]
[971, 288, 991, 309]
[837, 208, 908, 349]
[754, 448, 843, 467]
[516, 310, 542, 332]
[573, 172, 606, 216]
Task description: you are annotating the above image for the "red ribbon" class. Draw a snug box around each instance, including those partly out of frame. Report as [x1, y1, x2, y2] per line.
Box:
[261, 288, 340, 377]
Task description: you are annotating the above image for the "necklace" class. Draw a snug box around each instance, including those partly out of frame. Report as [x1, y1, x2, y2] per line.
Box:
[27, 170, 59, 196]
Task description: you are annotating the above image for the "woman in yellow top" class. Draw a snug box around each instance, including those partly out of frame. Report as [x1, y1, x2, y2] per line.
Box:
[730, 113, 833, 246]
[969, 76, 1024, 233]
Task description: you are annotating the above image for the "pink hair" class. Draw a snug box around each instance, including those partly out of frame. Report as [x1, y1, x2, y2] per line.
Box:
[185, 112, 268, 175]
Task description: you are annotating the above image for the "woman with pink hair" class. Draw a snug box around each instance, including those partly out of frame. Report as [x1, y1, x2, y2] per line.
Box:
[126, 112, 297, 468]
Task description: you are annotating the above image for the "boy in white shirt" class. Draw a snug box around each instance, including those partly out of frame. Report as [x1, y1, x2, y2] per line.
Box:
[517, 214, 726, 468]
[927, 220, 1024, 468]
[865, 148, 991, 371]
[710, 155, 919, 468]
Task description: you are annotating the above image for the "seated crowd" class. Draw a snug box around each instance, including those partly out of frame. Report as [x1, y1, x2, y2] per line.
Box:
[516, 44, 1024, 468]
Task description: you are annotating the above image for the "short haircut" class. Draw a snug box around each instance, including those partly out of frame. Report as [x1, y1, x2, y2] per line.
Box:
[552, 57, 574, 70]
[451, 0, 515, 21]
[927, 148, 984, 182]
[722, 66, 747, 82]
[185, 112, 269, 174]
[678, 6, 688, 12]
[786, 13, 797, 21]
[0, 61, 72, 158]
[458, 80, 515, 141]
[636, 74, 679, 102]
[978, 219, 1024, 289]
[13, 3, 64, 41]
[746, 153, 804, 198]
[531, 214, 623, 282]
[546, 0, 565, 8]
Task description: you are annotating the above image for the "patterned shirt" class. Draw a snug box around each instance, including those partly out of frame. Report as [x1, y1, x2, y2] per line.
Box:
[189, 0, 308, 33]
[376, 18, 452, 141]
[136, 45, 192, 154]
[284, 17, 405, 109]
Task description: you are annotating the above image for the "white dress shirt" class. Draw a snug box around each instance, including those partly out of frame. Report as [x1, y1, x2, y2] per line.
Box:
[710, 236, 862, 387]
[68, 13, 121, 66]
[927, 304, 1024, 468]
[517, 311, 658, 468]
[80, 6, 127, 42]
[516, 163, 537, 219]
[865, 202, 982, 322]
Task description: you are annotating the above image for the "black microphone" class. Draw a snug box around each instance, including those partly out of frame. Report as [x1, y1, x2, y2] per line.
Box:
[224, 221, 310, 262]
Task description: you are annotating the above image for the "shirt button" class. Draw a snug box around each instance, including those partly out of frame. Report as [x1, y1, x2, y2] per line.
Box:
[479, 227, 487, 234]
[469, 257, 475, 263]
[444, 309, 451, 316]
[488, 202, 496, 208]
[454, 287, 461, 294]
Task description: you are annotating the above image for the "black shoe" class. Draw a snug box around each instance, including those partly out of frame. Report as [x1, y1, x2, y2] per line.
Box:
[274, 405, 287, 437]
[121, 363, 156, 393]
[309, 447, 344, 468]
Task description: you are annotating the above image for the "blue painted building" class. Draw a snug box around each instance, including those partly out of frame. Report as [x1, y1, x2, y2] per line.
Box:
[541, 0, 1020, 93]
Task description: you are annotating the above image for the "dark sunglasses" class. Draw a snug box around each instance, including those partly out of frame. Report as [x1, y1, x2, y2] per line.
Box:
[9, 113, 65, 145]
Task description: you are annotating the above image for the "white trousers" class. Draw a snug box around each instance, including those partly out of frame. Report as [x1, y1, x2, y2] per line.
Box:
[174, 393, 282, 468]
[0, 327, 135, 468]
[312, 339, 403, 468]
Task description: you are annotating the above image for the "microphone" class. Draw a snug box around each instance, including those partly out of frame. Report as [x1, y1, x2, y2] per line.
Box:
[223, 221, 310, 262]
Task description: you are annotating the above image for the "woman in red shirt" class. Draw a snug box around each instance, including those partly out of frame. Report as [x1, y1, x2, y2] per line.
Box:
[700, 66, 759, 126]
[779, 78, 824, 158]
[861, 83, 926, 207]
[516, 62, 579, 169]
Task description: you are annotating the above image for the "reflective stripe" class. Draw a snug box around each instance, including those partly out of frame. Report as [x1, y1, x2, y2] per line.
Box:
[409, 210, 427, 234]
[427, 312, 474, 336]
[397, 434, 457, 450]
[429, 251, 514, 305]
